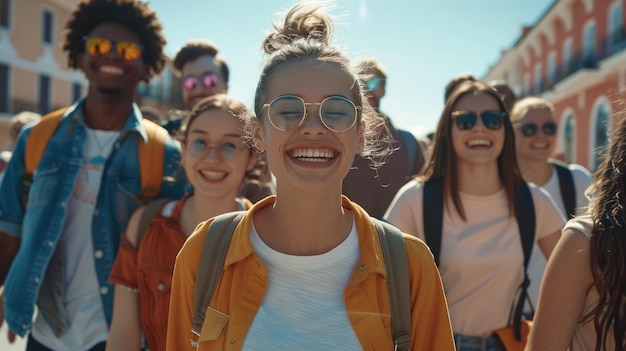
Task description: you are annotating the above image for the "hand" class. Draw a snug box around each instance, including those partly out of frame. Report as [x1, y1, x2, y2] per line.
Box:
[0, 288, 16, 344]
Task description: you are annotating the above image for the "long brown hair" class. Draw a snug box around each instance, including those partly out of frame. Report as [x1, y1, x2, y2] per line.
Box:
[420, 80, 523, 220]
[585, 115, 626, 351]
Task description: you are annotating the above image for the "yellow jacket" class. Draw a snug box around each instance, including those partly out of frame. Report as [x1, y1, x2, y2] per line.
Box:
[166, 196, 454, 351]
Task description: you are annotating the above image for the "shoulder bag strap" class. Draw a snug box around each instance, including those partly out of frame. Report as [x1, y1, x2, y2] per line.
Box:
[423, 179, 444, 266]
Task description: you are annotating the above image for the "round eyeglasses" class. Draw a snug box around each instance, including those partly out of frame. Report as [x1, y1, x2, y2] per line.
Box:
[262, 95, 359, 132]
[188, 139, 245, 161]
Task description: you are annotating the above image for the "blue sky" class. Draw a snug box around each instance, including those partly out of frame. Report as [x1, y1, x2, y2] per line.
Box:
[147, 0, 553, 137]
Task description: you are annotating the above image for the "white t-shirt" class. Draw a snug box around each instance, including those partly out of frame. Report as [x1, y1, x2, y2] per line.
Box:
[32, 127, 119, 350]
[526, 163, 592, 310]
[384, 181, 565, 336]
[243, 220, 362, 350]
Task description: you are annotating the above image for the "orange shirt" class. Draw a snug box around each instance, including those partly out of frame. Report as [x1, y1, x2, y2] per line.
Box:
[166, 196, 455, 351]
[110, 194, 252, 351]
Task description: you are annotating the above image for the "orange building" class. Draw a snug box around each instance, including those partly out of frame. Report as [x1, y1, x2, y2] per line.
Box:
[484, 0, 626, 170]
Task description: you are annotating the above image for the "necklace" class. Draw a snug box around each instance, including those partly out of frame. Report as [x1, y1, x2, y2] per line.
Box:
[87, 129, 118, 165]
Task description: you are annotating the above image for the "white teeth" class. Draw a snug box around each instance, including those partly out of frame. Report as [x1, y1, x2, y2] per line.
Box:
[200, 170, 226, 180]
[467, 139, 491, 147]
[100, 66, 123, 75]
[289, 148, 336, 162]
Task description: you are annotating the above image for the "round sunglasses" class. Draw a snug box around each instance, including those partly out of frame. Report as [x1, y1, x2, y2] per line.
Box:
[262, 95, 359, 132]
[451, 110, 505, 131]
[519, 122, 558, 137]
[181, 73, 220, 91]
[188, 139, 246, 161]
[83, 36, 143, 61]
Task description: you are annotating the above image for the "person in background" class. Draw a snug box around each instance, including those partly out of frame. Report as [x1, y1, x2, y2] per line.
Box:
[510, 96, 592, 315]
[443, 72, 477, 103]
[139, 105, 162, 123]
[106, 94, 263, 351]
[488, 79, 517, 112]
[385, 80, 564, 350]
[0, 0, 186, 349]
[166, 3, 455, 350]
[342, 57, 428, 219]
[0, 111, 42, 183]
[526, 116, 626, 350]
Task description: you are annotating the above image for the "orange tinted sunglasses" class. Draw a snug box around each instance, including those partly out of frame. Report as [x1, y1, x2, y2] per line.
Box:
[83, 36, 144, 61]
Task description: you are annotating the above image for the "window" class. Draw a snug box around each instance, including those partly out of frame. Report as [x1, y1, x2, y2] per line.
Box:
[0, 0, 9, 28]
[592, 101, 610, 169]
[72, 83, 82, 102]
[563, 39, 573, 73]
[42, 9, 53, 44]
[0, 63, 8, 112]
[38, 74, 51, 113]
[583, 22, 596, 65]
[563, 114, 575, 163]
[534, 64, 542, 94]
[609, 2, 623, 45]
[547, 52, 557, 85]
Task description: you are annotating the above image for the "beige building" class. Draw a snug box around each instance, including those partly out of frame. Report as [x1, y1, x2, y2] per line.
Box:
[0, 0, 85, 150]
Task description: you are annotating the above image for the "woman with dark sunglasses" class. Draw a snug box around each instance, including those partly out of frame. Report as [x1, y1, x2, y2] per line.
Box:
[510, 96, 592, 319]
[105, 95, 267, 351]
[385, 80, 565, 351]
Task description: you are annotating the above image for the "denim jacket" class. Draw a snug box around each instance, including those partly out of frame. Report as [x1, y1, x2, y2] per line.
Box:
[0, 99, 186, 337]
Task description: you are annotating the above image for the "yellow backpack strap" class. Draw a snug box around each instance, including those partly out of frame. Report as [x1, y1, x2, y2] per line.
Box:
[24, 107, 68, 175]
[137, 119, 168, 203]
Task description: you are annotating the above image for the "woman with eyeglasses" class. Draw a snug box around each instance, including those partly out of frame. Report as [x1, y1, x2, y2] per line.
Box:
[510, 96, 592, 314]
[385, 80, 565, 351]
[166, 3, 455, 351]
[105, 94, 265, 351]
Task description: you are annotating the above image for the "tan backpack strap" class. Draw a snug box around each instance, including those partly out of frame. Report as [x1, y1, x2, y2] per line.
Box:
[190, 211, 245, 346]
[372, 218, 411, 351]
[24, 107, 68, 175]
[134, 198, 170, 249]
[137, 119, 169, 203]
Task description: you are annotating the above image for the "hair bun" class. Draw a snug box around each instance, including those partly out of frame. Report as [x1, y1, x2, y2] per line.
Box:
[262, 3, 333, 55]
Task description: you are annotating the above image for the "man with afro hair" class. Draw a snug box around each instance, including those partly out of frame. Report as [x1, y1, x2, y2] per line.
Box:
[0, 1, 185, 350]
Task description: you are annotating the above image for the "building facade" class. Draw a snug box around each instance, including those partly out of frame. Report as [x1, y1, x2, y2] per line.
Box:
[484, 0, 626, 170]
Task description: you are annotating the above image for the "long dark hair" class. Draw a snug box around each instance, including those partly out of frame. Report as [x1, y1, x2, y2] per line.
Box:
[585, 115, 626, 351]
[421, 80, 523, 220]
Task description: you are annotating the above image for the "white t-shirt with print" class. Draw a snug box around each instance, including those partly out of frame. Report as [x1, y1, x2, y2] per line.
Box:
[32, 127, 119, 350]
[384, 181, 565, 336]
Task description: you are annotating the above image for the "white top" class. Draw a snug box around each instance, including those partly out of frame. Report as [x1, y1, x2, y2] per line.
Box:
[32, 128, 118, 350]
[384, 181, 565, 336]
[526, 163, 592, 311]
[243, 220, 362, 351]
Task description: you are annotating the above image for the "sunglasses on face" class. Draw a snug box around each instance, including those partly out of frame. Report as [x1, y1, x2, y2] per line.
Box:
[263, 95, 359, 132]
[83, 36, 143, 61]
[188, 138, 245, 161]
[451, 110, 505, 131]
[519, 121, 558, 137]
[365, 77, 382, 91]
[181, 73, 220, 91]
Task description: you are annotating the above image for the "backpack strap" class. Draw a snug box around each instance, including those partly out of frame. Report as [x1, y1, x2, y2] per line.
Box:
[422, 180, 444, 266]
[398, 129, 422, 178]
[511, 182, 535, 340]
[137, 119, 169, 203]
[134, 198, 171, 249]
[372, 218, 411, 351]
[191, 211, 245, 346]
[551, 160, 576, 219]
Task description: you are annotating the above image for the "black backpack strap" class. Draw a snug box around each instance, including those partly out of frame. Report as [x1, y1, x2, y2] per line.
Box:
[512, 182, 535, 340]
[191, 211, 245, 345]
[372, 218, 411, 351]
[551, 161, 576, 219]
[423, 180, 444, 266]
[135, 198, 170, 249]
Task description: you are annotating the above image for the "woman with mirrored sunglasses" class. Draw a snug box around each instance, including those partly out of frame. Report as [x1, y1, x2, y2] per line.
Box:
[386, 80, 565, 351]
[166, 3, 455, 351]
[106, 94, 269, 351]
[510, 96, 592, 317]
